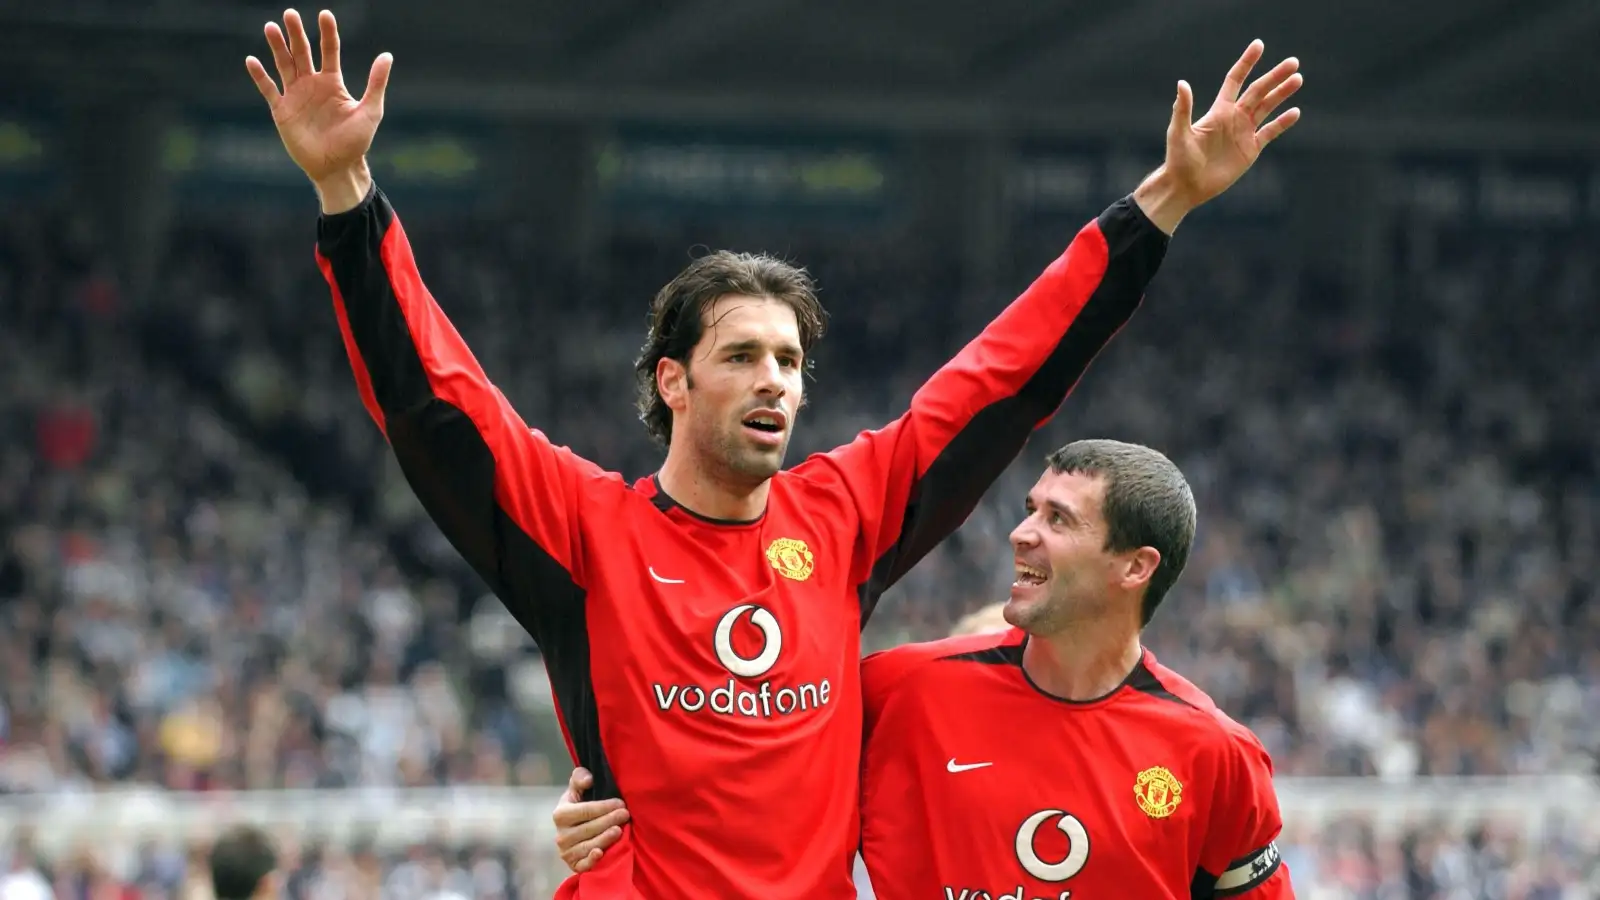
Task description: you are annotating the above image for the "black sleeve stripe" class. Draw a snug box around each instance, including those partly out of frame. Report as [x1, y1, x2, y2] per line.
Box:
[387, 402, 620, 800]
[1214, 842, 1282, 897]
[318, 188, 620, 802]
[856, 197, 1166, 624]
[317, 186, 436, 417]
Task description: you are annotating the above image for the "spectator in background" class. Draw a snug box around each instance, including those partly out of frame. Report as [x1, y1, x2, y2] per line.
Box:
[948, 601, 1008, 637]
[207, 825, 278, 900]
[2, 143, 1598, 896]
[0, 834, 52, 900]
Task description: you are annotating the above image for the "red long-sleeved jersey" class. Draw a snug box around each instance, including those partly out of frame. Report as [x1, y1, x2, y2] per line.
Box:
[314, 185, 1169, 899]
[861, 629, 1293, 900]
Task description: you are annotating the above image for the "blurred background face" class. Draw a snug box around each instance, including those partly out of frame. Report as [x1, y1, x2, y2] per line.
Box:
[669, 295, 805, 488]
[1005, 470, 1121, 636]
[949, 601, 1011, 637]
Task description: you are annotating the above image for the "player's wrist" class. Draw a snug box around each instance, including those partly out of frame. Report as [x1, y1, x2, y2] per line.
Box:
[1131, 166, 1196, 236]
[313, 161, 374, 215]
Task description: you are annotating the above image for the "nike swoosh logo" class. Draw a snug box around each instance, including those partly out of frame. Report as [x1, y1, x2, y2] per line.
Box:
[649, 567, 685, 585]
[947, 759, 993, 773]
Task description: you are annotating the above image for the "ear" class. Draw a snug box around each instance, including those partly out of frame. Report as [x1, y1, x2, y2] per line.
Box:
[1116, 546, 1161, 593]
[657, 357, 690, 413]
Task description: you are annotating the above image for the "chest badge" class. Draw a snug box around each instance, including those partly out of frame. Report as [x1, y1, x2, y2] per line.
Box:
[765, 538, 815, 582]
[1134, 766, 1183, 819]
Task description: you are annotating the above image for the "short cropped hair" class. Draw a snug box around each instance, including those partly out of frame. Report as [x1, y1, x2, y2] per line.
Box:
[634, 251, 827, 447]
[1045, 439, 1197, 626]
[209, 824, 277, 900]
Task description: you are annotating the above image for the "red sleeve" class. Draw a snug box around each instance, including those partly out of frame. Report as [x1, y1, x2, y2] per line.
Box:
[314, 185, 608, 619]
[794, 196, 1168, 619]
[1199, 727, 1293, 898]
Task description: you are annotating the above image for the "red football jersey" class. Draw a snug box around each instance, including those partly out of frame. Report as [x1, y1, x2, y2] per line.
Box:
[314, 186, 1169, 899]
[861, 629, 1292, 900]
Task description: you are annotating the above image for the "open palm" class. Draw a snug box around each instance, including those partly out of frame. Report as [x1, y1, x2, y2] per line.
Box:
[1165, 40, 1302, 205]
[245, 9, 391, 184]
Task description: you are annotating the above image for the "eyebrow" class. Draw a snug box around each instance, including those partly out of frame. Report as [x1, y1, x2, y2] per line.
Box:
[718, 338, 804, 358]
[1026, 496, 1081, 526]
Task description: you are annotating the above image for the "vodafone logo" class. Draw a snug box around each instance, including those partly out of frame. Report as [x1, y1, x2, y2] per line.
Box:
[947, 808, 1094, 898]
[1015, 809, 1091, 882]
[713, 604, 782, 678]
[652, 604, 830, 719]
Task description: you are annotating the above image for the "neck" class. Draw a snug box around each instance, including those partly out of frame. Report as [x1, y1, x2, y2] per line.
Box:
[1021, 613, 1143, 702]
[657, 450, 770, 522]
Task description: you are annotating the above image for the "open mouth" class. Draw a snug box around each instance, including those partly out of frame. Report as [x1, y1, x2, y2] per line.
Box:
[741, 410, 788, 441]
[1013, 563, 1049, 587]
[743, 416, 782, 433]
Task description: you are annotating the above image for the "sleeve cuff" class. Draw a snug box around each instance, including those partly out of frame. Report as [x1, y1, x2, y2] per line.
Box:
[317, 180, 382, 227]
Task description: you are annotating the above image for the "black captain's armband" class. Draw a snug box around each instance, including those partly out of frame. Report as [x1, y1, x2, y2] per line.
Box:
[1214, 841, 1281, 897]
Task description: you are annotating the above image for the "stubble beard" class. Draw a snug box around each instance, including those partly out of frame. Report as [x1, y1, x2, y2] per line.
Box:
[696, 413, 787, 488]
[1005, 582, 1081, 637]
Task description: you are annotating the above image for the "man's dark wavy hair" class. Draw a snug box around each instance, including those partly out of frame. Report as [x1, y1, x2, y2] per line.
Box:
[634, 250, 828, 447]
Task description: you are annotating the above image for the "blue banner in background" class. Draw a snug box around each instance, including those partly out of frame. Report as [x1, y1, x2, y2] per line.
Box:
[163, 114, 492, 205]
[0, 111, 64, 198]
[1009, 140, 1289, 224]
[1394, 155, 1596, 228]
[595, 126, 897, 223]
[8, 101, 1598, 231]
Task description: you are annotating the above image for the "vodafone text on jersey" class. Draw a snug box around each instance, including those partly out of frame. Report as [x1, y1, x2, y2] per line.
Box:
[652, 604, 833, 718]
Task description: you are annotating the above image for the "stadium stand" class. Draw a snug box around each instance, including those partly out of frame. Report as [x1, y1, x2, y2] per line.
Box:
[2, 196, 1596, 895]
[140, 209, 1600, 782]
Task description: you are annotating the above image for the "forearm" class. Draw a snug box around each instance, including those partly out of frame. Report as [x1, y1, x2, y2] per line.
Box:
[315, 184, 518, 435]
[314, 160, 375, 215]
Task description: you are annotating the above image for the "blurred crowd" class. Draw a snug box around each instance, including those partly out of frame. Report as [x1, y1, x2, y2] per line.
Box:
[1, 185, 1598, 897]
[0, 213, 560, 800]
[138, 202, 1600, 781]
[1, 815, 1597, 899]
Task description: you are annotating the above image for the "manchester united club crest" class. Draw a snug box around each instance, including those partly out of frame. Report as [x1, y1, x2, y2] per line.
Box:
[765, 538, 814, 582]
[1134, 766, 1183, 819]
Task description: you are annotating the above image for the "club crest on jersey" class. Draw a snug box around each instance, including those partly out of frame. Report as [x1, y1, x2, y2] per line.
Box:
[1134, 766, 1183, 819]
[765, 538, 814, 581]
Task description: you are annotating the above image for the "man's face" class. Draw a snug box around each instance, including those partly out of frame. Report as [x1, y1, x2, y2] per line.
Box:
[662, 294, 804, 488]
[1005, 469, 1123, 635]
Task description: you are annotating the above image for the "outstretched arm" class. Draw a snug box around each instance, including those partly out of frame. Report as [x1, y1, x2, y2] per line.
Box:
[811, 40, 1302, 621]
[247, 10, 606, 621]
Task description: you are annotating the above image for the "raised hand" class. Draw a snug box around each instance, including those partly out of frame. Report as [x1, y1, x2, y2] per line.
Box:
[1135, 39, 1302, 234]
[245, 9, 391, 210]
[1166, 39, 1301, 205]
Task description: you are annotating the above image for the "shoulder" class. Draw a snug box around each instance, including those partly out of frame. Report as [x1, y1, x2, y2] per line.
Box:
[519, 427, 628, 489]
[762, 464, 878, 520]
[863, 628, 1024, 707]
[782, 423, 909, 489]
[773, 455, 861, 498]
[1140, 653, 1273, 775]
[865, 627, 1024, 673]
[1139, 650, 1273, 807]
